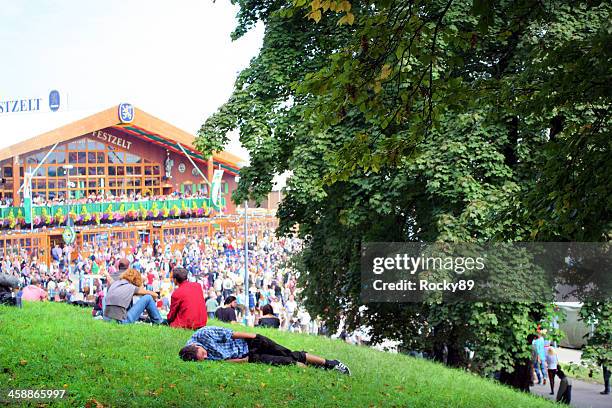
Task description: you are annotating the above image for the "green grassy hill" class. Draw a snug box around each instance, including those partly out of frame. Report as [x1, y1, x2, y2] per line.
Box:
[0, 303, 555, 407]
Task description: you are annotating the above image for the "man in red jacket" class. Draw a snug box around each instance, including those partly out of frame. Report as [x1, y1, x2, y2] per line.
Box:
[166, 268, 207, 329]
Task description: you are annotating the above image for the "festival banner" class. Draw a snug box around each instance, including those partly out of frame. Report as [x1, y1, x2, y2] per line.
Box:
[211, 169, 224, 208]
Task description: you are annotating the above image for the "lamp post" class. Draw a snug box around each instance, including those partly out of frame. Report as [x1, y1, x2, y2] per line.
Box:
[243, 198, 248, 321]
[235, 174, 249, 324]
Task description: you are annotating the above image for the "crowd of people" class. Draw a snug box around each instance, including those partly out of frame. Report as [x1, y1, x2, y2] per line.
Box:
[0, 222, 352, 373]
[5, 221, 608, 387]
[1, 190, 211, 209]
[0, 222, 324, 335]
[28, 189, 210, 207]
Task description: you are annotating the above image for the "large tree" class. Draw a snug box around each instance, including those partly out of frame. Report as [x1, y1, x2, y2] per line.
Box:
[196, 0, 611, 387]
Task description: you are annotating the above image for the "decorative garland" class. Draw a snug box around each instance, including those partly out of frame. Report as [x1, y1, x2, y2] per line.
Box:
[0, 201, 215, 229]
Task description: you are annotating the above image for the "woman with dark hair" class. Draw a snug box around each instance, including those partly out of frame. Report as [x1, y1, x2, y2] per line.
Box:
[103, 268, 162, 324]
[255, 304, 280, 329]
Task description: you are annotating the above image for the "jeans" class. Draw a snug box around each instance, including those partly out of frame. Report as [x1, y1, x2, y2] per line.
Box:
[547, 369, 557, 393]
[604, 365, 610, 393]
[246, 334, 307, 365]
[121, 295, 163, 324]
[533, 360, 547, 382]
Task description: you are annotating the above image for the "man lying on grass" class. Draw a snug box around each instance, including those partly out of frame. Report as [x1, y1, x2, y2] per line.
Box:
[179, 326, 351, 375]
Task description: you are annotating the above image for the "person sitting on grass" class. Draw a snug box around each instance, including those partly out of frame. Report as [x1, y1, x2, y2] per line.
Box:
[165, 267, 207, 330]
[21, 278, 48, 302]
[215, 296, 239, 323]
[255, 304, 280, 329]
[103, 268, 163, 324]
[0, 273, 20, 306]
[178, 326, 351, 375]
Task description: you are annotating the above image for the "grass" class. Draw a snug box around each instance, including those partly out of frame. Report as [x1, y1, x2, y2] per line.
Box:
[0, 303, 558, 407]
[563, 362, 604, 385]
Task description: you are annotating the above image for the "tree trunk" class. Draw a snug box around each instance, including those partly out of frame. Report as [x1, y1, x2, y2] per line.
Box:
[499, 359, 532, 391]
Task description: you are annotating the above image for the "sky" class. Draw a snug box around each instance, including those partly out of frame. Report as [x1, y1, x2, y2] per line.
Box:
[0, 0, 264, 162]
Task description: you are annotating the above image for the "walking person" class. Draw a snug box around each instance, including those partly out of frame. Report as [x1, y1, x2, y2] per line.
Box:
[602, 364, 610, 395]
[532, 332, 548, 385]
[222, 274, 234, 299]
[545, 347, 558, 395]
[206, 294, 218, 320]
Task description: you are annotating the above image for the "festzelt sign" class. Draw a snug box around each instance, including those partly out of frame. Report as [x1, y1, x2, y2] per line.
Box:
[0, 90, 64, 114]
[0, 98, 42, 114]
[93, 130, 133, 150]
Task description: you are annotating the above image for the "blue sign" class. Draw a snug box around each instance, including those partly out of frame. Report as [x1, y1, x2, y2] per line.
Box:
[118, 103, 134, 123]
[49, 90, 60, 112]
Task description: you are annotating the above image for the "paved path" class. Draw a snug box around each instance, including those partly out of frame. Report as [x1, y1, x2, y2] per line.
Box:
[529, 348, 610, 408]
[531, 378, 610, 408]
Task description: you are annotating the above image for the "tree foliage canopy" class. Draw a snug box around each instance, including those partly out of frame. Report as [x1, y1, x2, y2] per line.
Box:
[196, 0, 611, 380]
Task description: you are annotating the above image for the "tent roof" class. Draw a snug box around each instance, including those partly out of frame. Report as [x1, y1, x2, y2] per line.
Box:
[0, 105, 243, 174]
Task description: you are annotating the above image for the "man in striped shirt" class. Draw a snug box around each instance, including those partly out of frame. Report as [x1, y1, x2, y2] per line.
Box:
[179, 326, 350, 375]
